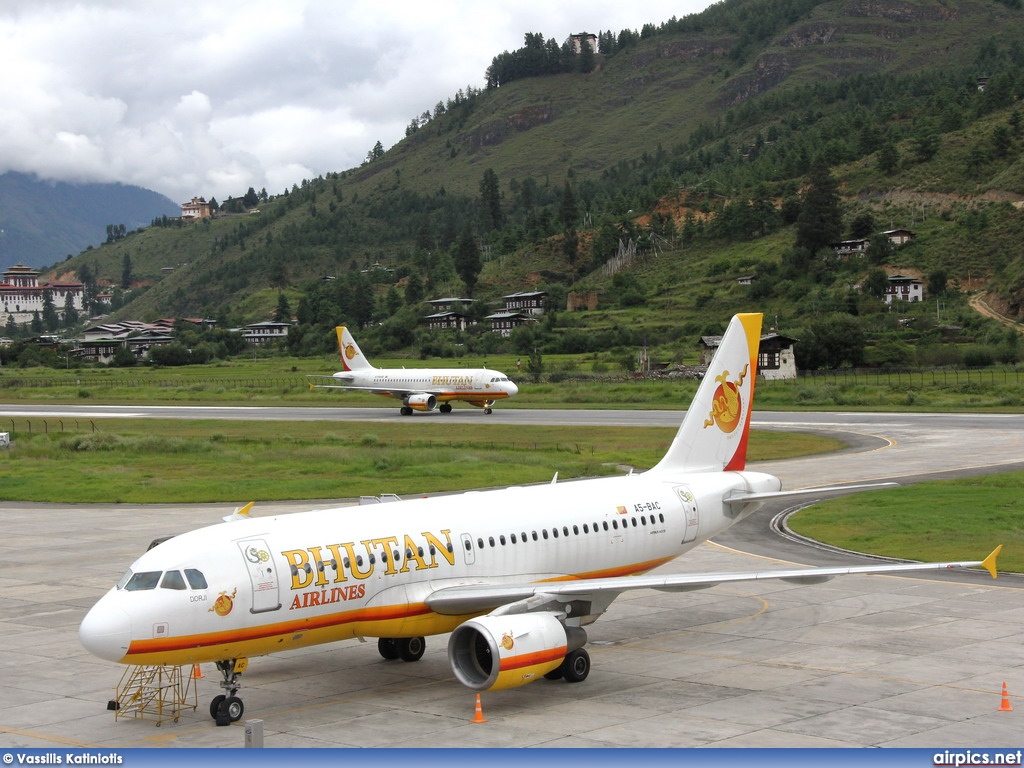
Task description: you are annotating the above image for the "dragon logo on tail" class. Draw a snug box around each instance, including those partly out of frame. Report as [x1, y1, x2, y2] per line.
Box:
[703, 364, 748, 434]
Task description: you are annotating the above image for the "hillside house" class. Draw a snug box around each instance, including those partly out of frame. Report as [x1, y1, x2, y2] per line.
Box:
[830, 229, 916, 260]
[484, 310, 536, 337]
[567, 32, 598, 54]
[237, 320, 291, 345]
[885, 274, 925, 304]
[76, 331, 175, 365]
[426, 297, 474, 313]
[424, 311, 468, 331]
[882, 229, 916, 246]
[830, 238, 870, 259]
[700, 331, 798, 380]
[502, 291, 546, 316]
[181, 196, 212, 220]
[81, 320, 175, 341]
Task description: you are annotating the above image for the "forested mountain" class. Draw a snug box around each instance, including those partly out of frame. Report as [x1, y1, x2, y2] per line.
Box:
[0, 172, 179, 268]
[36, 0, 1024, 367]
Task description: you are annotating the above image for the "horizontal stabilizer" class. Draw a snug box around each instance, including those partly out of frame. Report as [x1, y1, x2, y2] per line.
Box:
[724, 482, 900, 508]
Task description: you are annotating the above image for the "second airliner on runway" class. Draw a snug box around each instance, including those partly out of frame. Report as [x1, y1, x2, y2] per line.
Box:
[309, 326, 518, 415]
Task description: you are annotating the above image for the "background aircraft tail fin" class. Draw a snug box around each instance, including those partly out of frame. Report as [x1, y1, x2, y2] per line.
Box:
[336, 326, 375, 372]
[649, 313, 762, 474]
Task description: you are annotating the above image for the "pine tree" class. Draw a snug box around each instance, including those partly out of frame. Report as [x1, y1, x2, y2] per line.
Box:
[63, 292, 79, 327]
[273, 292, 292, 322]
[795, 161, 842, 254]
[454, 227, 482, 296]
[121, 254, 133, 289]
[42, 292, 60, 332]
[479, 168, 503, 230]
[559, 180, 579, 229]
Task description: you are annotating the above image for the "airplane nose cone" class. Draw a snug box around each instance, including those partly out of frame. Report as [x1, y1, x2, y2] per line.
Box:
[507, 381, 519, 396]
[79, 598, 131, 662]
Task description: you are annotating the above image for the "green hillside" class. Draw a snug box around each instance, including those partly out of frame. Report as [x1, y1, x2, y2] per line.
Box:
[32, 0, 1024, 368]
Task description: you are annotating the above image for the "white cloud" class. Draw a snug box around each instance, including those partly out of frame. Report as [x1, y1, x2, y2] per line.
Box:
[0, 0, 712, 203]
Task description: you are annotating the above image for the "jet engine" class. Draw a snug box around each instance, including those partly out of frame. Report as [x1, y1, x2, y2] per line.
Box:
[448, 613, 585, 691]
[405, 393, 437, 412]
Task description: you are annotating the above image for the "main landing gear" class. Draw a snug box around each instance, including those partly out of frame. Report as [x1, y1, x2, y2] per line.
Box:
[543, 648, 591, 683]
[210, 658, 248, 726]
[400, 404, 456, 415]
[377, 636, 426, 662]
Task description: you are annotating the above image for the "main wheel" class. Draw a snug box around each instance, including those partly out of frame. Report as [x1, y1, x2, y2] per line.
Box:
[561, 648, 590, 683]
[378, 637, 400, 660]
[440, 403, 452, 413]
[398, 636, 426, 662]
[400, 406, 413, 416]
[209, 694, 226, 720]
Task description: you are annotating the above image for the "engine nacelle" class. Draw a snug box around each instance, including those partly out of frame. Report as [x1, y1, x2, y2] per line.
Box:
[448, 613, 581, 691]
[405, 393, 437, 412]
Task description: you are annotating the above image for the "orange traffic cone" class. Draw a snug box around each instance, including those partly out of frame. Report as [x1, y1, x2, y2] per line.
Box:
[999, 682, 1013, 712]
[191, 664, 204, 679]
[470, 693, 487, 723]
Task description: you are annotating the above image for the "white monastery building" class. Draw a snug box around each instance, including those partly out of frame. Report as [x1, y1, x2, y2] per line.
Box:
[1, 263, 85, 326]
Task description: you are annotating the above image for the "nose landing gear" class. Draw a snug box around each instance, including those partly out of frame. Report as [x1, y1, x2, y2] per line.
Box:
[210, 658, 248, 726]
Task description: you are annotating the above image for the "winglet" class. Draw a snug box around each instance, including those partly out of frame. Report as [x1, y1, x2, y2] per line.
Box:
[982, 545, 1002, 579]
[222, 501, 255, 522]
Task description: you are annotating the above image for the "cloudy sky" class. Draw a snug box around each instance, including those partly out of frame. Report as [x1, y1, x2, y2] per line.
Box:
[0, 1, 714, 204]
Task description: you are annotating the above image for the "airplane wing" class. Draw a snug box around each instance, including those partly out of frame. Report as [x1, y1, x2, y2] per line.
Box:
[424, 546, 1002, 616]
[307, 375, 420, 398]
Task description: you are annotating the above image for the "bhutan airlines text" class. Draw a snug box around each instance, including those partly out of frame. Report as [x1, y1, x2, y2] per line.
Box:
[281, 529, 455, 590]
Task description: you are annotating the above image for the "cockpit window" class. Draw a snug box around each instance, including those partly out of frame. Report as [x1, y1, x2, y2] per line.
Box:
[160, 570, 187, 590]
[185, 569, 208, 589]
[124, 571, 162, 591]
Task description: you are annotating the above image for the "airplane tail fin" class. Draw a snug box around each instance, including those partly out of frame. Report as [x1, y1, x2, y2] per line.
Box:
[336, 326, 375, 372]
[649, 313, 762, 475]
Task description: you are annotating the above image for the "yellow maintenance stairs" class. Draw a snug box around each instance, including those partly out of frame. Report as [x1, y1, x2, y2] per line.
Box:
[108, 663, 199, 725]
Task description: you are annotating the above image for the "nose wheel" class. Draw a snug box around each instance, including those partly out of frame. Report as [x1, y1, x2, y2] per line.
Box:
[211, 658, 248, 726]
[210, 694, 244, 723]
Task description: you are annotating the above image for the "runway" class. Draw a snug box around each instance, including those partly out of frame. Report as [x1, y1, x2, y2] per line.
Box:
[1, 407, 1023, 748]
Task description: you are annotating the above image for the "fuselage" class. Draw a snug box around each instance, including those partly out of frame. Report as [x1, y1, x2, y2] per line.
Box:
[79, 468, 780, 667]
[334, 366, 518, 406]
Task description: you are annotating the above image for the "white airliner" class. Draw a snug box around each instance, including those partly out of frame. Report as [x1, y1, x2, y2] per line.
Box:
[79, 313, 1001, 726]
[308, 326, 518, 414]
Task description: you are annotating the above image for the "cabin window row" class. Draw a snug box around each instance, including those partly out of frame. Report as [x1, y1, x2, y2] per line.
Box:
[466, 513, 667, 551]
